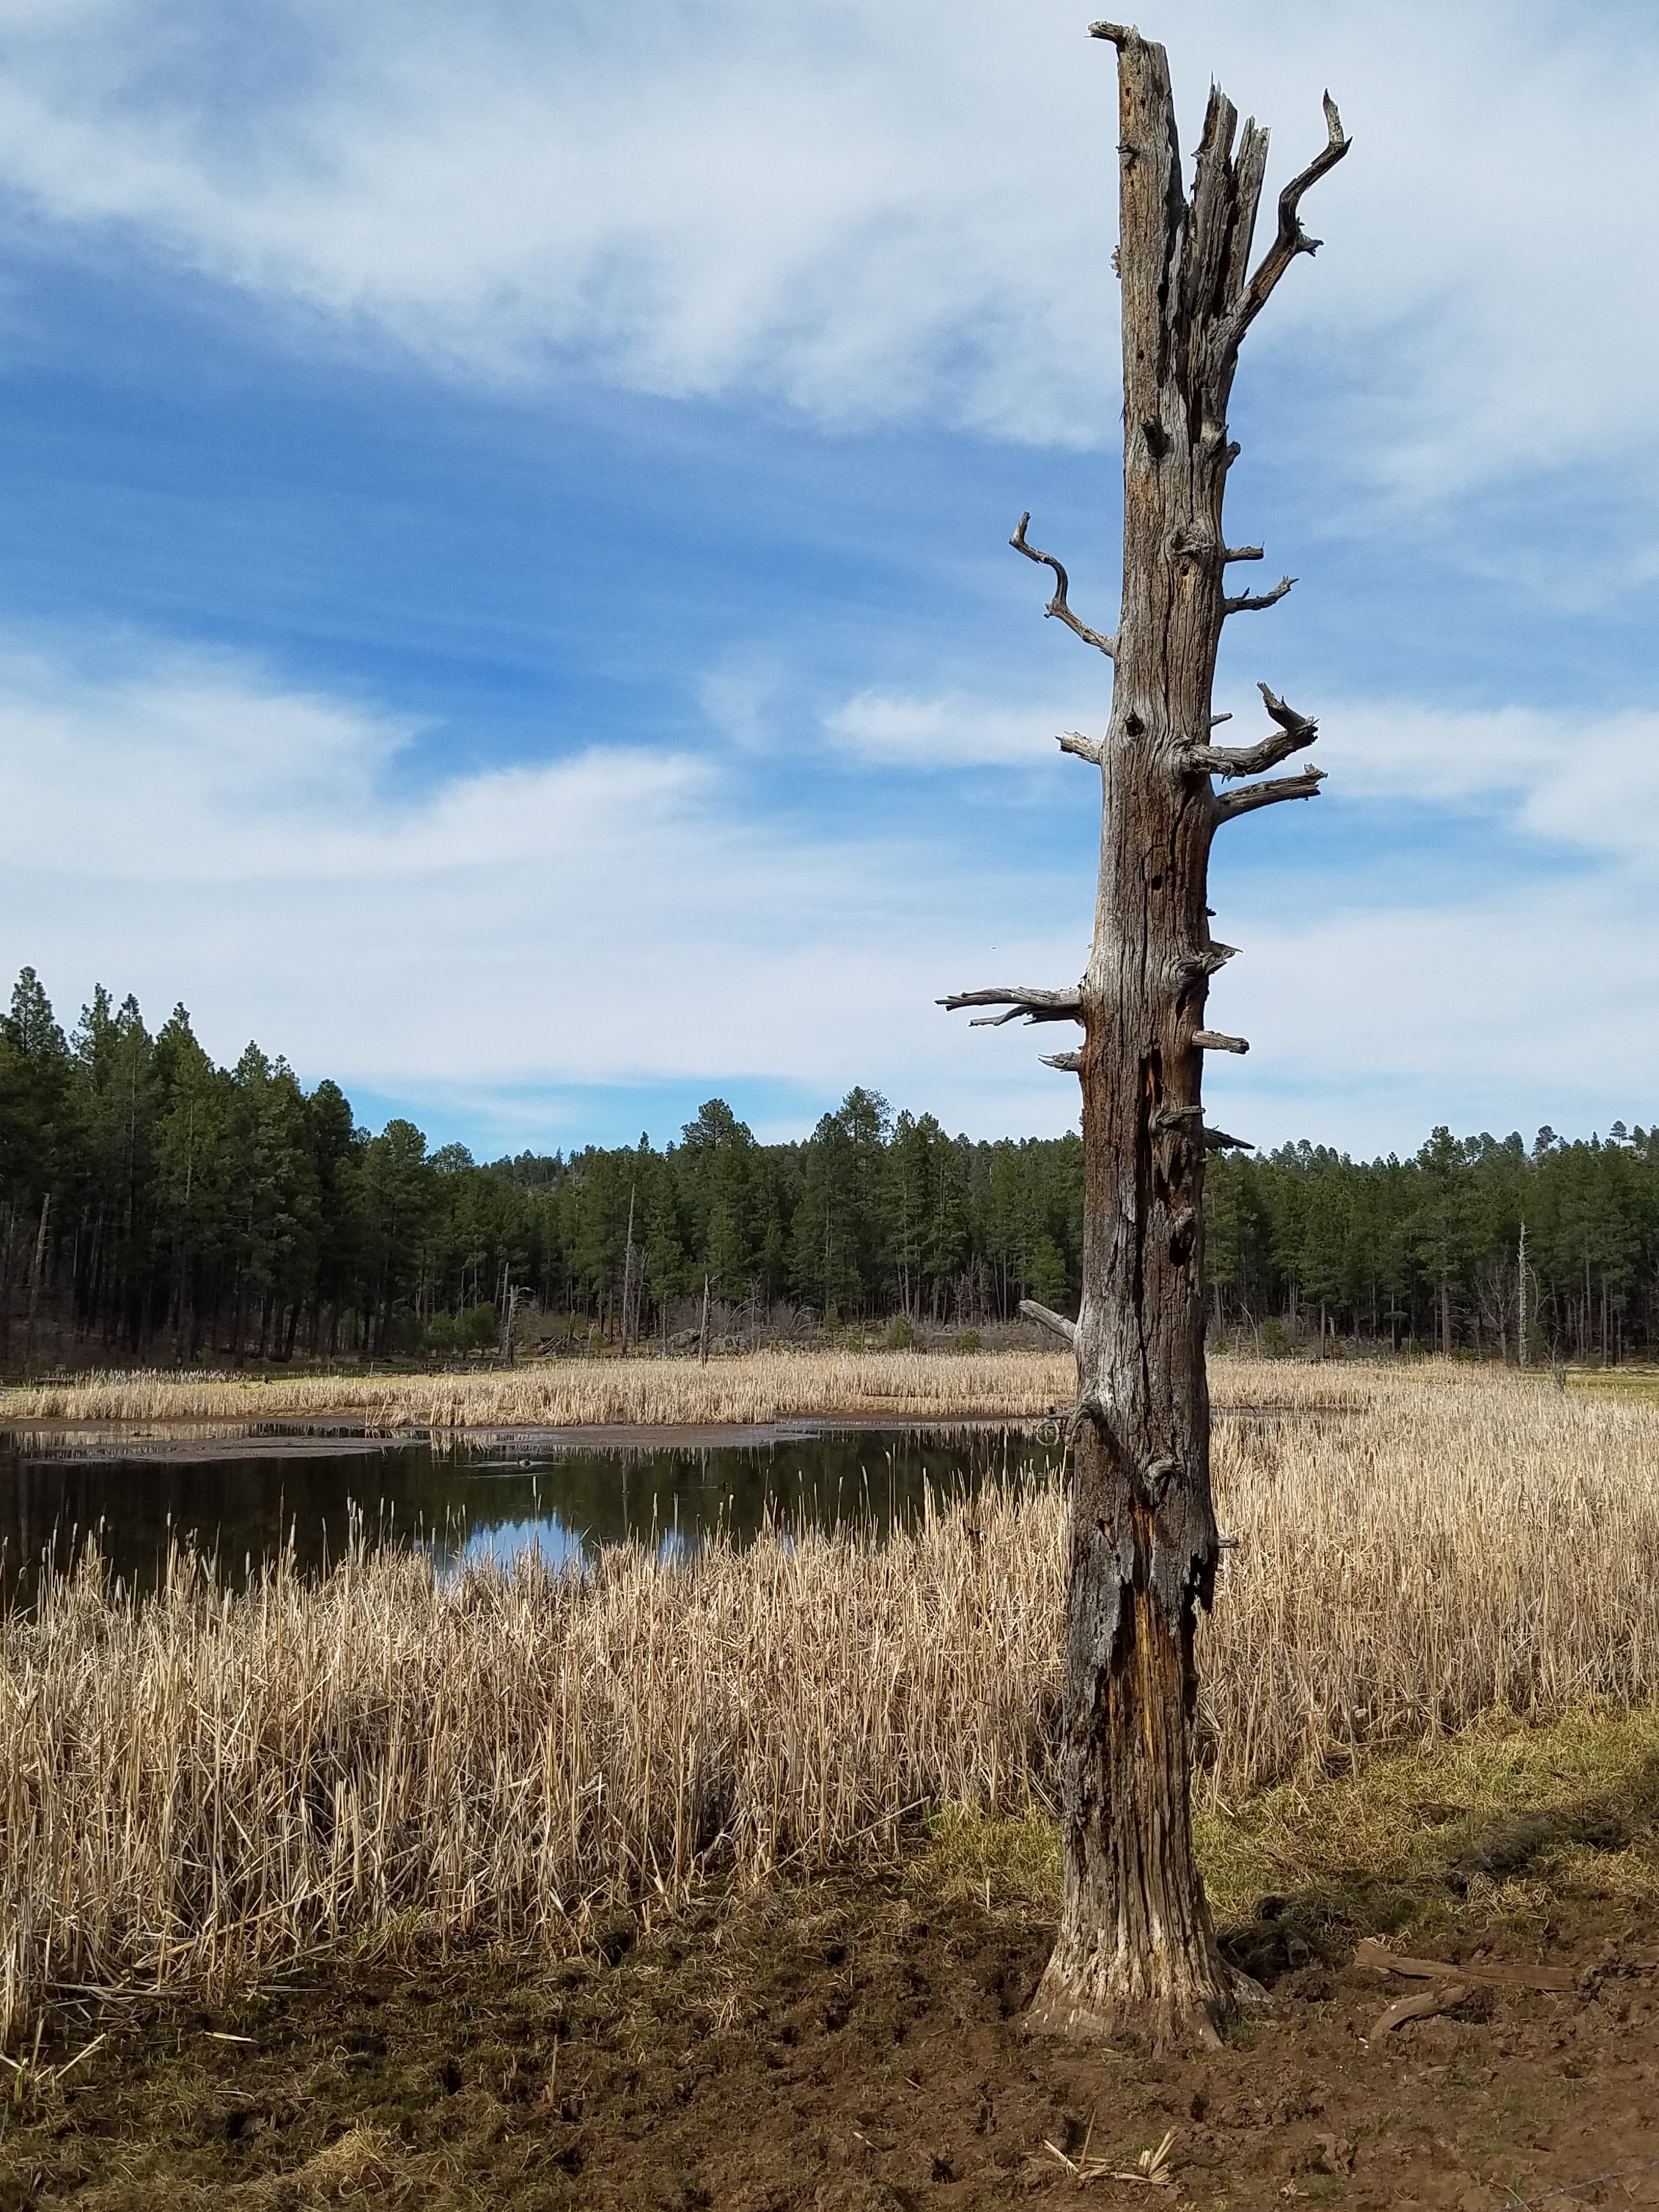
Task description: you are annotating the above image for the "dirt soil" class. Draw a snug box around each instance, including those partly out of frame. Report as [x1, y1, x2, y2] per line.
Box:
[1, 1837, 1655, 2212]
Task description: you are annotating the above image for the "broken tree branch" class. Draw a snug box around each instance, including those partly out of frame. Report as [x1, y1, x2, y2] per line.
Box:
[1152, 1105, 1251, 1152]
[1353, 1939, 1577, 1995]
[1222, 574, 1295, 616]
[1171, 948, 1237, 989]
[1010, 512, 1117, 659]
[1367, 1983, 1469, 2043]
[1214, 767, 1325, 820]
[937, 986, 1084, 1028]
[1222, 118, 1271, 314]
[1188, 684, 1318, 778]
[1193, 1030, 1248, 1054]
[1232, 92, 1350, 341]
[1182, 86, 1243, 377]
[1020, 1298, 1077, 1347]
[1222, 545, 1263, 564]
[1058, 730, 1106, 765]
[1262, 682, 1317, 735]
[1041, 1050, 1084, 1072]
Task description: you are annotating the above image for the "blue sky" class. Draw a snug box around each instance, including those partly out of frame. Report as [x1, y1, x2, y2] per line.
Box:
[0, 0, 1656, 1161]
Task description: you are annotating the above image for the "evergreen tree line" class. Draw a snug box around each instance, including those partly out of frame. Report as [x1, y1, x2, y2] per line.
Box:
[1, 967, 1655, 1365]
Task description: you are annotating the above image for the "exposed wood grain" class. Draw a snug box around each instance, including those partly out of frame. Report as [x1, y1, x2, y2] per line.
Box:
[948, 21, 1347, 2048]
[1367, 1983, 1471, 2041]
[935, 986, 1084, 1028]
[1354, 1938, 1578, 1994]
[1213, 767, 1326, 821]
[1019, 1299, 1078, 1346]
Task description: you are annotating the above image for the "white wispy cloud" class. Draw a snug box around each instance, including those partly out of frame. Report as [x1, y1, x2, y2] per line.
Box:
[816, 674, 1659, 1148]
[823, 686, 1659, 871]
[1318, 701, 1659, 863]
[1213, 874, 1659, 1154]
[0, 637, 1081, 1121]
[1, 638, 1651, 1153]
[0, 1, 1655, 490]
[824, 688, 1093, 769]
[1194, 691, 1659, 1147]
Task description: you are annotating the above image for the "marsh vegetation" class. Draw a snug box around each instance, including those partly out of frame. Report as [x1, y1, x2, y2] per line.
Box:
[2, 1345, 1072, 1428]
[0, 1360, 1655, 2046]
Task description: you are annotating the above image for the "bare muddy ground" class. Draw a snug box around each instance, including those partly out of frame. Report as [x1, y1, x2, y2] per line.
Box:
[3, 1795, 1655, 2212]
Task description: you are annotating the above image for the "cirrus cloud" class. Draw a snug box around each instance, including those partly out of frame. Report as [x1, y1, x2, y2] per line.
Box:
[0, 1, 1655, 492]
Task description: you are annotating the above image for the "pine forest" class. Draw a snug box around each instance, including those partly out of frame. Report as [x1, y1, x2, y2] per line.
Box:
[1, 965, 1655, 1367]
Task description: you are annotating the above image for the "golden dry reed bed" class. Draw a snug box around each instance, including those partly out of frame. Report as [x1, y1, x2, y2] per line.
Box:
[0, 1362, 1655, 2036]
[2, 1346, 1077, 1429]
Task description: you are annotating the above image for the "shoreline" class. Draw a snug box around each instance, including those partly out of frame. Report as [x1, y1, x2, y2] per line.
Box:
[0, 1409, 1059, 1464]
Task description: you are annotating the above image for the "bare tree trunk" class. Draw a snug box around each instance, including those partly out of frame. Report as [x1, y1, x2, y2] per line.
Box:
[0, 1201, 13, 1363]
[619, 1183, 637, 1357]
[944, 25, 1345, 2046]
[24, 1192, 51, 1367]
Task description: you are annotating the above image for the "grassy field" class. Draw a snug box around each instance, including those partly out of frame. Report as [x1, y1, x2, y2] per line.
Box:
[0, 1346, 1076, 1427]
[9, 1340, 1648, 1429]
[0, 1362, 1655, 2049]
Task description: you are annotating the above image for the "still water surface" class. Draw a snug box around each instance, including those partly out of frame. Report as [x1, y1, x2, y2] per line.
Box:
[0, 1425, 1064, 1599]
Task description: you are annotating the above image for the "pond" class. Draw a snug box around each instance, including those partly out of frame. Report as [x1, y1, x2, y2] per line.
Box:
[0, 1422, 1066, 1601]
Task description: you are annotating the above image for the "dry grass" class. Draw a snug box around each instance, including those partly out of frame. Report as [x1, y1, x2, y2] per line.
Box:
[0, 1347, 1074, 1428]
[0, 1486, 1060, 2043]
[0, 1341, 1551, 1429]
[0, 1361, 1656, 2039]
[1212, 1360, 1659, 1783]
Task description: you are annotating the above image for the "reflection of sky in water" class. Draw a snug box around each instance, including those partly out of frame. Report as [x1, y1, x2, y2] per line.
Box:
[452, 1514, 586, 1577]
[451, 1501, 795, 1579]
[0, 1428, 1062, 1602]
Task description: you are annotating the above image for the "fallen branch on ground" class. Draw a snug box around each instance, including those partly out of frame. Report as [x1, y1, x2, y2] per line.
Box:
[1355, 1938, 1576, 1993]
[1366, 1983, 1469, 2041]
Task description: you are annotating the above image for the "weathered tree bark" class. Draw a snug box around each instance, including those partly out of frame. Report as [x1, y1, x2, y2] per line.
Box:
[942, 23, 1346, 2046]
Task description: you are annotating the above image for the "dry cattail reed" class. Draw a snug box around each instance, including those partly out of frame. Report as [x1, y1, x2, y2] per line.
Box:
[0, 1348, 1074, 1430]
[0, 1362, 1652, 2038]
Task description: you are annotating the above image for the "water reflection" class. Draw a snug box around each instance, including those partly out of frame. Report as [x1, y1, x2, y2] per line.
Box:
[0, 1426, 1062, 1602]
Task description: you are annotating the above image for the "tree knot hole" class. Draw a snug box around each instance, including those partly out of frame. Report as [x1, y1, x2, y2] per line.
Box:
[1139, 1456, 1180, 1508]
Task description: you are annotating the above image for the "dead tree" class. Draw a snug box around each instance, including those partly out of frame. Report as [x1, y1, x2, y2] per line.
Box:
[942, 22, 1347, 2045]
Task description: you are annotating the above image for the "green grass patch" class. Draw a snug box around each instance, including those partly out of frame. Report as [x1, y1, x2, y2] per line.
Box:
[922, 1705, 1659, 1958]
[919, 1800, 1062, 1913]
[1564, 1364, 1659, 1406]
[1198, 1703, 1659, 1953]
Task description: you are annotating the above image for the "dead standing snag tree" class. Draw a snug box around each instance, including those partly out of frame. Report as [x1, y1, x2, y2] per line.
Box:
[942, 23, 1347, 2046]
